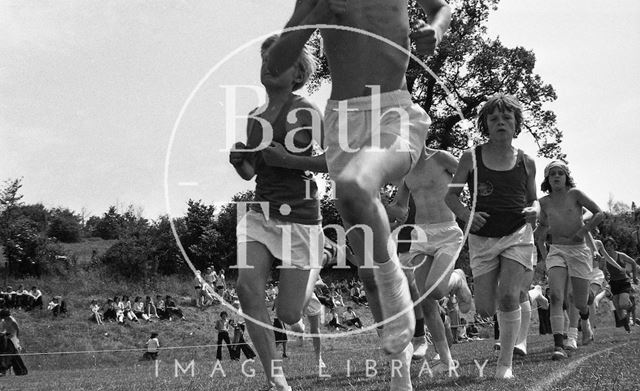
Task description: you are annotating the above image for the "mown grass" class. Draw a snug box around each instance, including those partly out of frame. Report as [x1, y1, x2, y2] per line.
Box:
[3, 238, 640, 390]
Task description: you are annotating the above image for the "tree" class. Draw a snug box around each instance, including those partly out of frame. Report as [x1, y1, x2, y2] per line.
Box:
[307, 0, 564, 159]
[0, 177, 24, 211]
[93, 206, 124, 240]
[47, 208, 82, 243]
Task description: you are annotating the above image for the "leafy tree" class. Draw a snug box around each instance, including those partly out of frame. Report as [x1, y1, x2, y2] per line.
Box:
[308, 0, 564, 159]
[93, 206, 124, 240]
[47, 208, 82, 243]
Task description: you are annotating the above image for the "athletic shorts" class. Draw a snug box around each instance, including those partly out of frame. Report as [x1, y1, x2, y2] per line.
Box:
[303, 293, 322, 317]
[468, 224, 535, 277]
[589, 268, 606, 288]
[236, 210, 324, 269]
[545, 243, 592, 280]
[610, 279, 632, 296]
[402, 222, 463, 268]
[324, 89, 430, 178]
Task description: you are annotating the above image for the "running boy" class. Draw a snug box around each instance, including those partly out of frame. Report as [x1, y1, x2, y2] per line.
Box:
[445, 93, 539, 379]
[387, 146, 472, 374]
[264, 0, 452, 366]
[535, 160, 603, 359]
[230, 35, 326, 391]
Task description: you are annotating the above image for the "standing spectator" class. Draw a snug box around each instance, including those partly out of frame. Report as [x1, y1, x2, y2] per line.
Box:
[194, 271, 204, 307]
[204, 267, 218, 302]
[229, 320, 256, 361]
[141, 332, 160, 361]
[0, 309, 27, 376]
[216, 270, 227, 296]
[215, 311, 232, 361]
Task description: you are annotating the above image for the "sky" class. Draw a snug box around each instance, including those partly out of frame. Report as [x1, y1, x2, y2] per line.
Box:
[1, 0, 639, 220]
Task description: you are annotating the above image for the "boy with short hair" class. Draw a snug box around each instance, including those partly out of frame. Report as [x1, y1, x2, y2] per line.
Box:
[215, 311, 232, 362]
[535, 160, 603, 359]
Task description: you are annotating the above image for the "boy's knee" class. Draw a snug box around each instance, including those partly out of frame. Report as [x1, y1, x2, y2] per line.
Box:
[498, 292, 520, 311]
[236, 280, 262, 304]
[549, 290, 564, 305]
[276, 308, 302, 325]
[335, 176, 374, 218]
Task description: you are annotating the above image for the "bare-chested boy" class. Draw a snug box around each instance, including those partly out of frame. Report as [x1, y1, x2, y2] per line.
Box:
[387, 147, 471, 373]
[265, 3, 452, 389]
[535, 161, 603, 360]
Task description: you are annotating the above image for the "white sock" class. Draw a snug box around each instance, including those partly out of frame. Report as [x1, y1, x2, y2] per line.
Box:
[568, 327, 578, 341]
[515, 301, 531, 350]
[497, 308, 520, 368]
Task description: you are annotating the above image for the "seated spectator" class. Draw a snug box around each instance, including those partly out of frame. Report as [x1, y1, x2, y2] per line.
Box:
[89, 299, 103, 325]
[315, 281, 335, 310]
[47, 296, 67, 317]
[113, 296, 125, 324]
[327, 308, 349, 331]
[349, 285, 367, 306]
[122, 295, 139, 322]
[466, 319, 480, 339]
[330, 288, 345, 307]
[132, 296, 150, 321]
[456, 318, 469, 342]
[28, 286, 43, 311]
[342, 306, 362, 328]
[103, 298, 117, 322]
[144, 296, 159, 319]
[164, 296, 185, 321]
[155, 295, 168, 320]
[14, 285, 25, 309]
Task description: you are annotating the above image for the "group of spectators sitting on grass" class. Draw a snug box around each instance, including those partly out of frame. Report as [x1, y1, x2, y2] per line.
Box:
[0, 285, 44, 311]
[89, 295, 185, 325]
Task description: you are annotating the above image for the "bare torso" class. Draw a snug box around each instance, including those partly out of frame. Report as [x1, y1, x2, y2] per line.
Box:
[321, 0, 410, 99]
[541, 189, 585, 245]
[404, 147, 456, 224]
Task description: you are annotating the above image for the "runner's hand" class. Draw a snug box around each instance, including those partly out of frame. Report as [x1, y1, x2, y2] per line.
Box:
[410, 20, 441, 56]
[229, 142, 246, 166]
[469, 211, 489, 233]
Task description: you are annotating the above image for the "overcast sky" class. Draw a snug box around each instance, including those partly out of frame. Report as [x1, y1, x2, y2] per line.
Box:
[1, 0, 639, 220]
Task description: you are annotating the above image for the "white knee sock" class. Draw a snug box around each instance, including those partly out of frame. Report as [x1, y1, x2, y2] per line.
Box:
[515, 301, 531, 351]
[497, 308, 520, 368]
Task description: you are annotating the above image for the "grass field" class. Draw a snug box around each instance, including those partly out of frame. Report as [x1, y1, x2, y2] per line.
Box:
[3, 303, 640, 391]
[3, 239, 639, 390]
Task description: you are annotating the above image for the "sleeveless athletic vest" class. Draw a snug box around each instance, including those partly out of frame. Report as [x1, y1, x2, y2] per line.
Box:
[247, 94, 320, 224]
[607, 252, 628, 281]
[467, 145, 528, 237]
